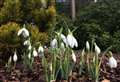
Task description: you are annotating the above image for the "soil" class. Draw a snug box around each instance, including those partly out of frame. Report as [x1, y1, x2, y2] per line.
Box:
[0, 53, 120, 82]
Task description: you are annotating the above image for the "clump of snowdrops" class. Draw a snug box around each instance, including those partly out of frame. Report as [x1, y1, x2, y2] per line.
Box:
[17, 24, 44, 70]
[43, 28, 78, 82]
[78, 39, 117, 82]
[5, 24, 118, 82]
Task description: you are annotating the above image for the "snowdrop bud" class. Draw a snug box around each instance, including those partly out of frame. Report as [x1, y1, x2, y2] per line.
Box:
[72, 51, 76, 63]
[51, 38, 58, 48]
[28, 52, 31, 59]
[108, 56, 117, 68]
[60, 42, 65, 49]
[81, 49, 85, 56]
[50, 63, 52, 72]
[61, 34, 67, 45]
[86, 41, 90, 51]
[33, 48, 38, 57]
[13, 51, 18, 62]
[94, 43, 101, 55]
[28, 45, 32, 50]
[17, 27, 29, 38]
[38, 45, 44, 53]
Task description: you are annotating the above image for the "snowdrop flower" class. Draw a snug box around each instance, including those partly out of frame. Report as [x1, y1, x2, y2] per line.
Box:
[108, 56, 117, 68]
[72, 51, 76, 63]
[38, 45, 44, 53]
[67, 33, 78, 48]
[86, 41, 90, 51]
[94, 43, 101, 55]
[23, 39, 31, 46]
[61, 34, 67, 45]
[60, 42, 65, 49]
[28, 45, 32, 50]
[33, 48, 38, 57]
[28, 52, 31, 59]
[13, 51, 18, 62]
[51, 38, 58, 48]
[50, 63, 52, 72]
[17, 27, 29, 38]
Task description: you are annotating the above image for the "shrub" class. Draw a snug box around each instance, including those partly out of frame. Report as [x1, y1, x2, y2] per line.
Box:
[74, 0, 120, 52]
[26, 24, 49, 45]
[0, 0, 23, 24]
[0, 22, 21, 64]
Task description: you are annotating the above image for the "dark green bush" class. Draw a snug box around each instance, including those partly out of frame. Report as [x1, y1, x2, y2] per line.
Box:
[74, 0, 120, 52]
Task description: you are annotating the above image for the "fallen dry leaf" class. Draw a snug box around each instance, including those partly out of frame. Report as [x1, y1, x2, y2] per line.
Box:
[101, 79, 110, 82]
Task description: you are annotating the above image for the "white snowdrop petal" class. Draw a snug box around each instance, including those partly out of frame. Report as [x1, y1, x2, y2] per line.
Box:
[67, 34, 73, 48]
[72, 51, 76, 63]
[17, 28, 29, 38]
[61, 34, 67, 44]
[73, 37, 78, 47]
[109, 57, 117, 68]
[28, 45, 32, 50]
[94, 43, 101, 55]
[33, 48, 38, 57]
[60, 42, 65, 49]
[51, 38, 58, 48]
[38, 46, 44, 53]
[28, 52, 31, 59]
[86, 41, 90, 51]
[13, 51, 18, 62]
[17, 29, 23, 36]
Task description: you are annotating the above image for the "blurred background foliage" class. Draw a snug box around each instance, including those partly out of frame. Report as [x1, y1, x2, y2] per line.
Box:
[74, 0, 120, 52]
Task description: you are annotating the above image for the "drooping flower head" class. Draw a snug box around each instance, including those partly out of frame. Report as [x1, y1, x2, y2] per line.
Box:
[67, 29, 78, 48]
[17, 25, 29, 38]
[108, 51, 117, 68]
[13, 51, 18, 62]
[38, 45, 44, 53]
[33, 48, 38, 57]
[108, 56, 117, 68]
[94, 43, 101, 55]
[38, 45, 44, 57]
[51, 38, 58, 48]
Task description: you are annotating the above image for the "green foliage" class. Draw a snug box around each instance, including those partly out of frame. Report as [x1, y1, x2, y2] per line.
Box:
[0, 0, 23, 24]
[0, 0, 56, 31]
[0, 22, 21, 64]
[74, 0, 120, 52]
[26, 24, 49, 45]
